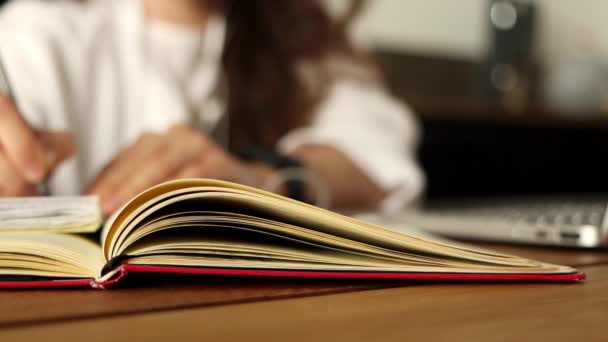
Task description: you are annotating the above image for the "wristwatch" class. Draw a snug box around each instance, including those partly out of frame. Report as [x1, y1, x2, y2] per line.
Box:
[237, 146, 307, 202]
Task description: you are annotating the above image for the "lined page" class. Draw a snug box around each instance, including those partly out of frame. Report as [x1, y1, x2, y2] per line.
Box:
[0, 196, 102, 233]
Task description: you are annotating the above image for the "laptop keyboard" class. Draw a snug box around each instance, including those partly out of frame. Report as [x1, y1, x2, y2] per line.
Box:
[426, 198, 608, 229]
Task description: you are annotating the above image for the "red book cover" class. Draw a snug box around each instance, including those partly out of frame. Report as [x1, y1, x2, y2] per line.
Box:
[0, 265, 586, 290]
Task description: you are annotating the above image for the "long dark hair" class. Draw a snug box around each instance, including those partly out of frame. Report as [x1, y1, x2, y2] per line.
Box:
[220, 0, 368, 149]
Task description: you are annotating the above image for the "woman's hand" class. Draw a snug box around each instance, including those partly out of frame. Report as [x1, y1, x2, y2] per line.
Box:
[86, 124, 277, 215]
[0, 96, 74, 196]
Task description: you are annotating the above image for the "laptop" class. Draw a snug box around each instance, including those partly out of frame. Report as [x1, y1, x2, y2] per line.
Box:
[354, 119, 608, 249]
[356, 195, 608, 248]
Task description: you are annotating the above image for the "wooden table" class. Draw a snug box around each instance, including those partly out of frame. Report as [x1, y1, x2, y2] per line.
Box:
[0, 243, 606, 342]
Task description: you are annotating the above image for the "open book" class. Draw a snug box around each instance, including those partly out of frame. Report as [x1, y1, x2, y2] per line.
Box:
[0, 179, 584, 289]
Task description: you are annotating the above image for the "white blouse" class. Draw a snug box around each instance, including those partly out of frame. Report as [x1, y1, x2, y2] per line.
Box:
[0, 0, 424, 212]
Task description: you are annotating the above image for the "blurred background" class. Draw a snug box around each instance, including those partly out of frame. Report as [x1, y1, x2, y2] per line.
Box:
[329, 0, 608, 200]
[2, 0, 607, 201]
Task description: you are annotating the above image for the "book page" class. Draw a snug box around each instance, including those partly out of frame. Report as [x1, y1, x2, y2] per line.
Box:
[118, 225, 573, 274]
[0, 196, 102, 233]
[0, 233, 105, 278]
[102, 179, 576, 275]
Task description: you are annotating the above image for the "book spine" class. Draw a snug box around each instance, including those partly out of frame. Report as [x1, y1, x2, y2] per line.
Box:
[91, 266, 128, 289]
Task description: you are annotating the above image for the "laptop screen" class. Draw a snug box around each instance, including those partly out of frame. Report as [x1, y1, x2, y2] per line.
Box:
[420, 119, 608, 200]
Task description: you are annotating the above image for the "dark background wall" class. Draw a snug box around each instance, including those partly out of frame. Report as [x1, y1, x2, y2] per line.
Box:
[376, 50, 608, 199]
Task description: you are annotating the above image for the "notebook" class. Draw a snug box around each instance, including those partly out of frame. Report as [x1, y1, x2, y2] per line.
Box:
[0, 179, 584, 289]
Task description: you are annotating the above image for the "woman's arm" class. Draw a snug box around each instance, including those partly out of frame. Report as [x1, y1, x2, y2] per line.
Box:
[85, 125, 386, 216]
[292, 145, 387, 210]
[87, 81, 423, 215]
[276, 79, 425, 213]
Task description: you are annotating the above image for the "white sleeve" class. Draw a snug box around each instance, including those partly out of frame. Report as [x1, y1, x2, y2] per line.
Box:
[0, 0, 88, 129]
[0, 1, 50, 127]
[277, 80, 425, 212]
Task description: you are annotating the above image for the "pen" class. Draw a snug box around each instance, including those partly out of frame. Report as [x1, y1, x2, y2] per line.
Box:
[0, 55, 50, 196]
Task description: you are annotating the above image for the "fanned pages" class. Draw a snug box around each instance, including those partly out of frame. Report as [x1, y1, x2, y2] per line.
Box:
[0, 179, 584, 289]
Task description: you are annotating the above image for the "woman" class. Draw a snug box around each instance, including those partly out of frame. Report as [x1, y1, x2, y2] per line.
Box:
[0, 0, 424, 215]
